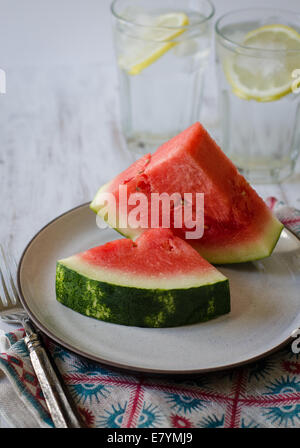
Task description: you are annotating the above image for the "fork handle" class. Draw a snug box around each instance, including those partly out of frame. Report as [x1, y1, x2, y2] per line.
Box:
[23, 318, 83, 428]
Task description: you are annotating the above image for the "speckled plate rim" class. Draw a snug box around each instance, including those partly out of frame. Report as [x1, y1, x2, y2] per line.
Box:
[17, 202, 298, 377]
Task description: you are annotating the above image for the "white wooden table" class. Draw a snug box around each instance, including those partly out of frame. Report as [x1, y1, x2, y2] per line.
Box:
[0, 0, 299, 428]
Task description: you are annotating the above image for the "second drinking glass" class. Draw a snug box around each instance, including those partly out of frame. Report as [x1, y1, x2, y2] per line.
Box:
[215, 8, 300, 183]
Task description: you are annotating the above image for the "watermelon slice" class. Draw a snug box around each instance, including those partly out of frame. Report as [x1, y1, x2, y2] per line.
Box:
[56, 229, 230, 327]
[90, 123, 283, 264]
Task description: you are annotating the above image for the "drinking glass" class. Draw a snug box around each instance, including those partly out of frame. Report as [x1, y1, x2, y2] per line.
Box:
[111, 0, 214, 155]
[215, 8, 300, 184]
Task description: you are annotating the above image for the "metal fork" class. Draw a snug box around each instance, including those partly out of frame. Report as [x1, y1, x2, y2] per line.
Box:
[0, 244, 83, 428]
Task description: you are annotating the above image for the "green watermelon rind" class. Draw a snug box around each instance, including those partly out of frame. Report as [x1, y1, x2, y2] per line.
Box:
[56, 262, 230, 328]
[90, 182, 138, 240]
[193, 217, 284, 265]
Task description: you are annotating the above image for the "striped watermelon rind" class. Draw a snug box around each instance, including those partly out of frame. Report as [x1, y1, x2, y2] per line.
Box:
[56, 262, 230, 328]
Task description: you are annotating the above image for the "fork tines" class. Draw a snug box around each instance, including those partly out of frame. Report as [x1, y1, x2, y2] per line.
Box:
[0, 244, 20, 308]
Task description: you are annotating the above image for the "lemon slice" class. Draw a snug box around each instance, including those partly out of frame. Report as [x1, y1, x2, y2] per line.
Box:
[224, 24, 300, 101]
[118, 12, 189, 75]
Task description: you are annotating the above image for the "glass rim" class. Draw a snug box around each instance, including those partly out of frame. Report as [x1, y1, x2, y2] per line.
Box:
[110, 0, 215, 30]
[215, 7, 300, 54]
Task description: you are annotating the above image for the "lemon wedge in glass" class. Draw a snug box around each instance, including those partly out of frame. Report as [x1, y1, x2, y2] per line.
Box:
[224, 24, 300, 101]
[118, 12, 189, 75]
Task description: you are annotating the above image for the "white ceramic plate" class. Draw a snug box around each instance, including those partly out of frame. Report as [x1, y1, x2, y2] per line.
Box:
[18, 203, 300, 375]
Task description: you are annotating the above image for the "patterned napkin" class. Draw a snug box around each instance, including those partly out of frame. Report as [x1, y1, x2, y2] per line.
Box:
[0, 198, 299, 428]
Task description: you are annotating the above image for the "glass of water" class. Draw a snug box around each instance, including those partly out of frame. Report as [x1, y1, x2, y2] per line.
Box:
[111, 0, 215, 155]
[215, 8, 300, 184]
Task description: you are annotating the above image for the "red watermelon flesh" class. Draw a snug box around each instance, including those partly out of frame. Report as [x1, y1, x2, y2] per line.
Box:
[91, 123, 283, 264]
[69, 228, 227, 291]
[79, 228, 217, 280]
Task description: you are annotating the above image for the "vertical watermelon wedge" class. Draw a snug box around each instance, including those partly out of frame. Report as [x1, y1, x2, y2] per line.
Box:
[90, 123, 283, 264]
[56, 229, 230, 327]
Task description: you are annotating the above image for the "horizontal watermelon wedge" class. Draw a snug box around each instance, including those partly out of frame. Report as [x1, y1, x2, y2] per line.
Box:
[90, 122, 283, 264]
[56, 229, 230, 327]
